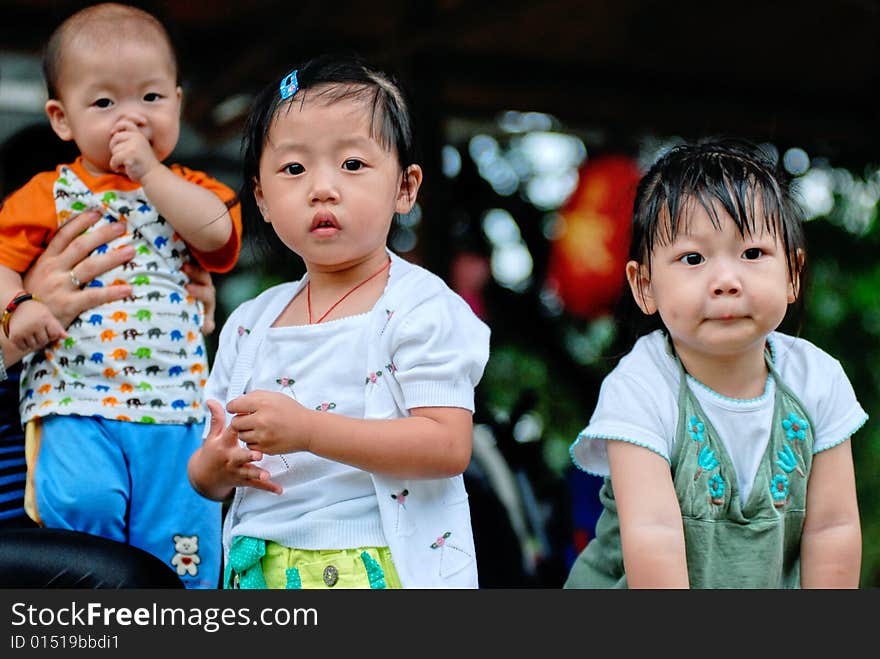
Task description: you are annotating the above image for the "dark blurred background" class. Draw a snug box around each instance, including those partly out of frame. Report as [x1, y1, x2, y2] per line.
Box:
[2, 0, 879, 587]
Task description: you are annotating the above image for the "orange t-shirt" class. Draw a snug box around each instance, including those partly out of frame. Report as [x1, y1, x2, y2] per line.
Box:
[0, 157, 242, 274]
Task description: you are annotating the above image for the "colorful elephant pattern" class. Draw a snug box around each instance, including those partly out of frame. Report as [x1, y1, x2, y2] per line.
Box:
[19, 166, 208, 425]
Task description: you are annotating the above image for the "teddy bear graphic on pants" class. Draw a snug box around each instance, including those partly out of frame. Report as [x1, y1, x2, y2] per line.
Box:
[170, 534, 201, 577]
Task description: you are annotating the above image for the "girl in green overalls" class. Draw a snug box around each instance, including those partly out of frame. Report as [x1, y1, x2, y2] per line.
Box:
[565, 138, 867, 588]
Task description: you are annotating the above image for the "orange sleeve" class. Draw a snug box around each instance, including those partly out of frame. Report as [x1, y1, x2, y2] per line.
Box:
[0, 171, 60, 273]
[170, 164, 243, 273]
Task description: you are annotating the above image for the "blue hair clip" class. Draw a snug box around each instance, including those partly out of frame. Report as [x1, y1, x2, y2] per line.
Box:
[280, 70, 299, 100]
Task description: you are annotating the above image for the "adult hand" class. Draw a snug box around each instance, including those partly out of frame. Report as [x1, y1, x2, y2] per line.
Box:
[182, 262, 216, 335]
[23, 210, 134, 328]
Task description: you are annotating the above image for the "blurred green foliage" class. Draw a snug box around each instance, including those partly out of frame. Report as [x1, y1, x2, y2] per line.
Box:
[215, 145, 880, 587]
[801, 211, 880, 586]
[466, 160, 880, 586]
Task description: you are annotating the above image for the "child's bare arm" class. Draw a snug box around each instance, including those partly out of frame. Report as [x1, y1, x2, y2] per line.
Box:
[0, 265, 26, 306]
[5, 300, 67, 353]
[800, 439, 861, 587]
[187, 400, 283, 501]
[109, 121, 233, 252]
[225, 391, 474, 479]
[0, 265, 66, 352]
[607, 439, 690, 588]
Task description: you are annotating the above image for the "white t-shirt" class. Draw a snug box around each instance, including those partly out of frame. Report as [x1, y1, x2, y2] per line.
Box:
[571, 330, 868, 503]
[233, 313, 385, 550]
[209, 257, 489, 555]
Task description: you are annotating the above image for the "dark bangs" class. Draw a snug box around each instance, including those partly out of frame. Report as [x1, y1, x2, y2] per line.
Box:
[632, 139, 805, 288]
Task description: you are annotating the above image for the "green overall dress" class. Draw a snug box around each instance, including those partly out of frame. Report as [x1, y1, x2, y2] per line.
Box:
[565, 350, 814, 588]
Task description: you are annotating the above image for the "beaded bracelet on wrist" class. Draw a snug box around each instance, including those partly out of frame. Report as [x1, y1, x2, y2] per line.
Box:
[1, 291, 36, 338]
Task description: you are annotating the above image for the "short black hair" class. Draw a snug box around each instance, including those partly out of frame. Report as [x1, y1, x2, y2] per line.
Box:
[623, 137, 807, 341]
[43, 2, 178, 99]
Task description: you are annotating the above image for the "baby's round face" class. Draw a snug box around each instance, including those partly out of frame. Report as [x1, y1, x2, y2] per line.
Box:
[49, 38, 181, 177]
[254, 89, 416, 272]
[631, 197, 795, 382]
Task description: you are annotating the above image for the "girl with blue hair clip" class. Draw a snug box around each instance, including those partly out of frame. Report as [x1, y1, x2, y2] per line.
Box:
[564, 138, 867, 588]
[188, 53, 490, 589]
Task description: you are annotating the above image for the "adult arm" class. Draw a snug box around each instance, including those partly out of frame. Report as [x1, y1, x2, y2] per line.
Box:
[800, 439, 861, 587]
[606, 439, 690, 588]
[1, 210, 134, 368]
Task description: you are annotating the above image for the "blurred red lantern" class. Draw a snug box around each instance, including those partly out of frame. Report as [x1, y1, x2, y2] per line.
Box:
[546, 154, 641, 319]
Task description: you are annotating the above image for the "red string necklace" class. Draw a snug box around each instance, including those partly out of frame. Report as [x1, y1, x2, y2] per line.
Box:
[307, 257, 391, 324]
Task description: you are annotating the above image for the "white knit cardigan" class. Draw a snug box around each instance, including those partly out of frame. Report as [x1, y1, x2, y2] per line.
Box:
[211, 251, 490, 588]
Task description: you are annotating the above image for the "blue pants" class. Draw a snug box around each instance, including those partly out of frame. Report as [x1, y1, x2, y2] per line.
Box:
[28, 415, 220, 589]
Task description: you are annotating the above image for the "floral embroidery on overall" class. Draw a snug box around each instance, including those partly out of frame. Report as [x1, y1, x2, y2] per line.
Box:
[694, 445, 719, 481]
[315, 402, 336, 412]
[708, 474, 725, 504]
[688, 415, 706, 448]
[687, 414, 726, 505]
[771, 473, 789, 507]
[385, 362, 396, 375]
[782, 413, 808, 441]
[776, 443, 805, 477]
[768, 412, 809, 507]
[237, 326, 251, 336]
[365, 370, 383, 385]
